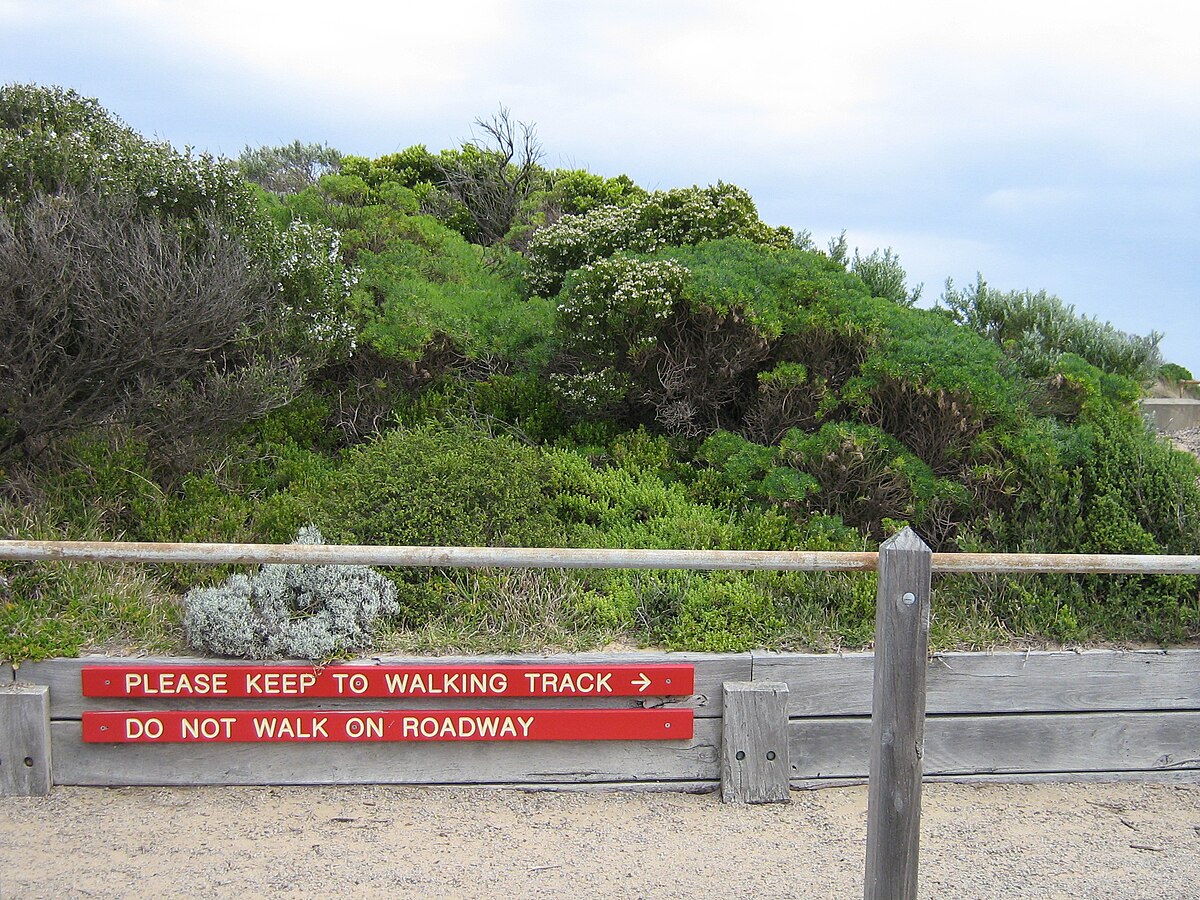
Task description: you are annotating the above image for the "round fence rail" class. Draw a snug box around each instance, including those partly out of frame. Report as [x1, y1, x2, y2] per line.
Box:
[3, 539, 1200, 575]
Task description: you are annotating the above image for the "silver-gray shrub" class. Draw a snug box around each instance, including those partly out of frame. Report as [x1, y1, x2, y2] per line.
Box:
[941, 274, 1162, 382]
[183, 526, 398, 660]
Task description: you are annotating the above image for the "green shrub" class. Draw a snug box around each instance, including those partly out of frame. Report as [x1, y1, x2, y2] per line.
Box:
[1158, 362, 1193, 383]
[1002, 406, 1200, 557]
[273, 425, 559, 548]
[352, 238, 552, 366]
[467, 374, 569, 444]
[850, 246, 922, 306]
[551, 238, 839, 432]
[237, 140, 342, 195]
[553, 238, 1023, 446]
[282, 173, 553, 370]
[541, 169, 645, 215]
[667, 574, 783, 651]
[778, 423, 971, 543]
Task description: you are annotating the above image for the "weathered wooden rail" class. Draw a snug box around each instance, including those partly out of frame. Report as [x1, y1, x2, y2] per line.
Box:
[4, 538, 1200, 574]
[3, 531, 1199, 900]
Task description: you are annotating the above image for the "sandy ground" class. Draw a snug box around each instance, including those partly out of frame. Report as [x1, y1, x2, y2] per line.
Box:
[2, 781, 1198, 899]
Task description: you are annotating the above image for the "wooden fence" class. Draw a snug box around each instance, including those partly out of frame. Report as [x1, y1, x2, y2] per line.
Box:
[2, 528, 1199, 899]
[6, 647, 1199, 790]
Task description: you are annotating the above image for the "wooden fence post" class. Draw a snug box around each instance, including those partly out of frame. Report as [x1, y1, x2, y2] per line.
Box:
[721, 681, 790, 803]
[1, 683, 52, 797]
[864, 528, 932, 900]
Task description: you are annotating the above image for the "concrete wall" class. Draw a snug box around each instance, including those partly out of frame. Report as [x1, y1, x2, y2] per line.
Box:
[1140, 399, 1200, 432]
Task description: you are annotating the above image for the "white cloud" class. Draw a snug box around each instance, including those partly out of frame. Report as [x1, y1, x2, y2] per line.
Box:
[12, 0, 1195, 176]
[557, 0, 1200, 172]
[85, 0, 522, 117]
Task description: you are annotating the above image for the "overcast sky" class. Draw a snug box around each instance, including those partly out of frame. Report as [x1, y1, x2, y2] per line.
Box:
[4, 0, 1198, 371]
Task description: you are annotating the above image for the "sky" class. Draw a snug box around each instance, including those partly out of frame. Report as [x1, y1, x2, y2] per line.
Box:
[3, 0, 1199, 371]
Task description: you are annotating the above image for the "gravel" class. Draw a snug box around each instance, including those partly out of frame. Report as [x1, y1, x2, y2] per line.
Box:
[1168, 427, 1200, 458]
[3, 782, 1199, 898]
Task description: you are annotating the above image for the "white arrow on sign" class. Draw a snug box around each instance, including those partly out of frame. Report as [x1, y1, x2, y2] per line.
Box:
[632, 673, 652, 693]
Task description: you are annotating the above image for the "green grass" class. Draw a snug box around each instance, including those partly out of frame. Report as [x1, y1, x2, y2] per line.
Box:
[0, 499, 187, 662]
[0, 561, 185, 662]
[370, 568, 624, 655]
[6, 559, 1194, 665]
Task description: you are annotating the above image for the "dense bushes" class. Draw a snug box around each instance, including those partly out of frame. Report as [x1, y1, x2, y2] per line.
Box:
[547, 237, 1029, 547]
[551, 239, 849, 431]
[237, 140, 342, 195]
[262, 425, 560, 549]
[4, 85, 1199, 663]
[0, 85, 354, 463]
[0, 185, 299, 460]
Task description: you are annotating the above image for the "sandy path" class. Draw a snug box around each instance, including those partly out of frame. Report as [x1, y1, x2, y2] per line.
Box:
[2, 782, 1198, 898]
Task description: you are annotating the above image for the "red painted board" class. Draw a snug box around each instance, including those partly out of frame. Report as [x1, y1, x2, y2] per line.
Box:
[82, 708, 693, 743]
[82, 664, 694, 699]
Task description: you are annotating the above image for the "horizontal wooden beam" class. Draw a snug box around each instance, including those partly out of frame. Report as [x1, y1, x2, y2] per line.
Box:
[3, 539, 1200, 575]
[21, 654, 749, 720]
[47, 708, 1200, 787]
[0, 541, 875, 572]
[754, 649, 1200, 717]
[793, 770, 1200, 789]
[49, 719, 722, 786]
[792, 711, 1200, 780]
[31, 650, 1200, 720]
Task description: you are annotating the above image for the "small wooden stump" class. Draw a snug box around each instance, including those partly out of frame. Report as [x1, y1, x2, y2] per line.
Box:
[721, 681, 790, 803]
[1, 683, 52, 796]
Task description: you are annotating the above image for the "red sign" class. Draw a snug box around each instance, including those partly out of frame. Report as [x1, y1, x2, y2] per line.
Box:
[82, 708, 693, 743]
[82, 664, 694, 699]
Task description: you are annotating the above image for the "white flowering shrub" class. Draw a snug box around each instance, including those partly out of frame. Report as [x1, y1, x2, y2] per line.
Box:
[267, 218, 359, 359]
[0, 85, 355, 335]
[552, 256, 690, 406]
[0, 85, 255, 225]
[526, 182, 792, 296]
[552, 239, 804, 433]
[183, 526, 398, 660]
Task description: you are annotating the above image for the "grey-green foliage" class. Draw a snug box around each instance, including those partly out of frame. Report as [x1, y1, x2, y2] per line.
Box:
[183, 526, 398, 660]
[941, 274, 1162, 381]
[237, 140, 343, 195]
[823, 232, 921, 306]
[851, 247, 922, 307]
[826, 230, 849, 266]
